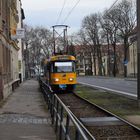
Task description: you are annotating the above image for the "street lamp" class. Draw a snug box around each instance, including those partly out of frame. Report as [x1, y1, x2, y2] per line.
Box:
[137, 0, 140, 105]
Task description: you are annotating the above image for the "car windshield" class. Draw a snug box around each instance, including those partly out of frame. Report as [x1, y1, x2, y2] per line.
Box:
[52, 62, 75, 73]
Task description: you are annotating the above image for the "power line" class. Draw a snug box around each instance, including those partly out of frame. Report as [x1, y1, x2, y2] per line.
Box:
[62, 0, 81, 24]
[62, 0, 118, 24]
[102, 0, 119, 19]
[56, 0, 67, 24]
[107, 0, 119, 13]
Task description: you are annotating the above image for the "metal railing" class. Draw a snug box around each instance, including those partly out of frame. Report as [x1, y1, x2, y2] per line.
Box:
[39, 79, 96, 140]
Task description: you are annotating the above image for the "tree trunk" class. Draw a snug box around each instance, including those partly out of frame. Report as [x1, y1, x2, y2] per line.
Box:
[113, 43, 116, 77]
[93, 47, 97, 76]
[96, 36, 103, 76]
[124, 37, 128, 77]
[107, 34, 111, 76]
[90, 53, 93, 75]
[96, 45, 102, 76]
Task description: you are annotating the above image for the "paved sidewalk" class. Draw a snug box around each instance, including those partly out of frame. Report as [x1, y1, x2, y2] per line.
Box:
[0, 79, 56, 140]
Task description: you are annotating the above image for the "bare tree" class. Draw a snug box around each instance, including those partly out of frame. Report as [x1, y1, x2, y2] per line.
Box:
[99, 0, 136, 77]
[101, 8, 120, 77]
[75, 0, 136, 78]
[35, 27, 53, 58]
[81, 13, 103, 75]
[24, 25, 53, 77]
[115, 0, 136, 77]
[100, 14, 111, 76]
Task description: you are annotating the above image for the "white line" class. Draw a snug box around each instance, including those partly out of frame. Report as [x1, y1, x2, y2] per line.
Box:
[79, 82, 137, 98]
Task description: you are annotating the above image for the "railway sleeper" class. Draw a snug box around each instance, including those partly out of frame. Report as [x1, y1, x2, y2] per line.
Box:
[80, 117, 125, 126]
[80, 116, 140, 139]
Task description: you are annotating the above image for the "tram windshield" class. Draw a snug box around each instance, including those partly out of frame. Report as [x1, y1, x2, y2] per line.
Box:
[52, 61, 75, 73]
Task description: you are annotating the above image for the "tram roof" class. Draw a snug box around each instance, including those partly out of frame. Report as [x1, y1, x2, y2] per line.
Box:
[50, 55, 75, 61]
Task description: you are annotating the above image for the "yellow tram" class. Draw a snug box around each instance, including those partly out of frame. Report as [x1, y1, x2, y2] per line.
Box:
[44, 55, 77, 92]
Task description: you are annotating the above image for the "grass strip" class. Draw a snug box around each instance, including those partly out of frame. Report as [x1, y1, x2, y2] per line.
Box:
[76, 84, 140, 127]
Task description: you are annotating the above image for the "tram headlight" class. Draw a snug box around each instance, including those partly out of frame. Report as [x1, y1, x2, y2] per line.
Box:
[54, 78, 59, 82]
[69, 78, 74, 82]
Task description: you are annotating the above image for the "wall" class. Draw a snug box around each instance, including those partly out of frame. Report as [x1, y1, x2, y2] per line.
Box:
[127, 41, 137, 77]
[0, 0, 20, 100]
[17, 0, 25, 82]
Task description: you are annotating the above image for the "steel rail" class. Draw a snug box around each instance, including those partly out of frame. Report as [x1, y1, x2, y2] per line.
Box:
[74, 93, 140, 132]
[67, 107, 96, 140]
[54, 94, 93, 140]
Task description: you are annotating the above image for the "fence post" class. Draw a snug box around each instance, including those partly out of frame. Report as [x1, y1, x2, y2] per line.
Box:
[0, 67, 3, 100]
[39, 80, 95, 140]
[65, 115, 70, 140]
[59, 106, 63, 140]
[55, 100, 59, 132]
[51, 95, 55, 125]
[75, 129, 80, 140]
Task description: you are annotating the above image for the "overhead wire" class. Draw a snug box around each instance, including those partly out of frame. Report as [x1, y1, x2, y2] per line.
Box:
[56, 0, 67, 24]
[101, 0, 119, 20]
[56, 0, 119, 25]
[62, 0, 81, 24]
[107, 0, 119, 13]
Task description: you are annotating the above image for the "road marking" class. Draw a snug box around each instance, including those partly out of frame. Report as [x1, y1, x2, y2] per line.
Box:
[79, 82, 137, 98]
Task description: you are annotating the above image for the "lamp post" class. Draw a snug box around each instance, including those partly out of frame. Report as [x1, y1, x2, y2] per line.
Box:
[25, 41, 33, 79]
[25, 43, 29, 79]
[137, 0, 140, 105]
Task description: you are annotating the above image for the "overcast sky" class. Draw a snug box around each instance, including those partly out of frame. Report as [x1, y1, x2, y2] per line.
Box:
[22, 0, 118, 33]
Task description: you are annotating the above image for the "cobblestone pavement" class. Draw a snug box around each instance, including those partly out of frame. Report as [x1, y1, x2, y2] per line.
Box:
[0, 79, 56, 140]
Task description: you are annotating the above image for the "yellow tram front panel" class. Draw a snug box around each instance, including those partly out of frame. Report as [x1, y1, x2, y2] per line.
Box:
[50, 73, 76, 85]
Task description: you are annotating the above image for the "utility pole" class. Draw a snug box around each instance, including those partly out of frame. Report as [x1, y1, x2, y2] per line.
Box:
[52, 27, 56, 55]
[25, 43, 29, 79]
[137, 0, 140, 105]
[52, 25, 69, 55]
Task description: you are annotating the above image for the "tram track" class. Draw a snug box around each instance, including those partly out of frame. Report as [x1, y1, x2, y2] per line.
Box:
[57, 93, 140, 140]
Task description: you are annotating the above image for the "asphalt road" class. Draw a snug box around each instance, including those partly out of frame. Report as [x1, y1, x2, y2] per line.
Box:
[77, 76, 137, 98]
